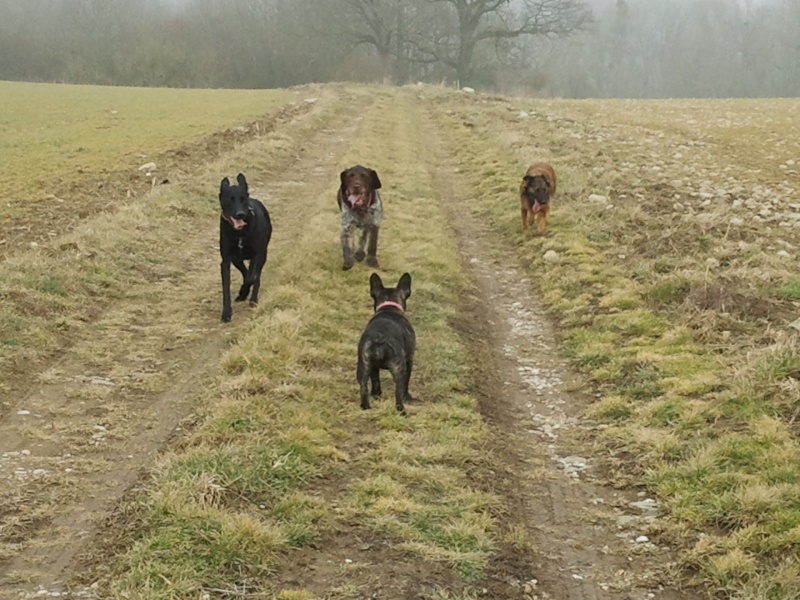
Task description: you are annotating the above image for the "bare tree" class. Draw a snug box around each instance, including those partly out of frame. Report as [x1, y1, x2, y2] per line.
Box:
[410, 0, 591, 86]
[340, 0, 436, 83]
[343, 0, 396, 79]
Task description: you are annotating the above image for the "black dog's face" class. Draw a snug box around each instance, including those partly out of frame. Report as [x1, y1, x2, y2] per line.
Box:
[220, 173, 251, 231]
[523, 174, 551, 205]
[370, 272, 412, 311]
[341, 166, 382, 209]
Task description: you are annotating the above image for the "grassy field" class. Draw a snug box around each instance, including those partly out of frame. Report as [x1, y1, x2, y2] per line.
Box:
[0, 81, 296, 196]
[1, 80, 799, 599]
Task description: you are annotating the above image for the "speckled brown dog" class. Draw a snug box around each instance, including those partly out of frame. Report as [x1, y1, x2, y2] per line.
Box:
[337, 165, 382, 270]
[519, 163, 557, 235]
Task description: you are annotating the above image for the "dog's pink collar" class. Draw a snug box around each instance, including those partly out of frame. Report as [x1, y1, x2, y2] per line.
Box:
[375, 301, 404, 313]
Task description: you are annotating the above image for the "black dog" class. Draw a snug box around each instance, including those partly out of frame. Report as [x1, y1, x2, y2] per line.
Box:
[219, 173, 272, 322]
[357, 273, 416, 414]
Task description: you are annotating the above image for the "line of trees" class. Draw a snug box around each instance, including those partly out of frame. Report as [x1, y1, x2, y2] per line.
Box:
[0, 0, 798, 98]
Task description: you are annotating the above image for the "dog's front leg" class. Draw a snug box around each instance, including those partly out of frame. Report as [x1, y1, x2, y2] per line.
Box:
[536, 210, 547, 235]
[521, 206, 529, 232]
[366, 225, 380, 268]
[355, 227, 368, 262]
[247, 250, 267, 307]
[233, 257, 250, 302]
[220, 258, 233, 322]
[341, 217, 356, 271]
[241, 258, 260, 307]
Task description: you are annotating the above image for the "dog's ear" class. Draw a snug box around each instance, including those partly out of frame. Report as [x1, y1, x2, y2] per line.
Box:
[369, 273, 384, 298]
[522, 175, 534, 184]
[397, 273, 412, 300]
[369, 169, 382, 190]
[236, 173, 248, 195]
[220, 177, 230, 194]
[340, 170, 349, 190]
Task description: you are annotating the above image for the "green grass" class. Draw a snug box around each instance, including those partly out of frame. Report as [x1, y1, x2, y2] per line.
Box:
[777, 278, 800, 301]
[0, 81, 296, 198]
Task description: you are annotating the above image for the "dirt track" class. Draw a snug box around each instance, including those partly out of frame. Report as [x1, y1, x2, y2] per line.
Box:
[0, 87, 689, 599]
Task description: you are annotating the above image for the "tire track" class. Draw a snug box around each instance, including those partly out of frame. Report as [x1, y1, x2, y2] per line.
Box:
[421, 99, 688, 600]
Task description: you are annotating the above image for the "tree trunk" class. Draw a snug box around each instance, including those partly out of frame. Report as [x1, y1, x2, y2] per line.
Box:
[457, 42, 475, 87]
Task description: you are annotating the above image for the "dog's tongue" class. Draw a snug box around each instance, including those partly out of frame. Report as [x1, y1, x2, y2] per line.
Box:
[231, 217, 247, 230]
[349, 193, 366, 208]
[533, 201, 543, 213]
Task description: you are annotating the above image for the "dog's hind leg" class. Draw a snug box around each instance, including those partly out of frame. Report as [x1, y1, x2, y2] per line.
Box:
[404, 357, 415, 403]
[370, 368, 382, 398]
[389, 363, 408, 414]
[365, 225, 380, 268]
[357, 357, 372, 410]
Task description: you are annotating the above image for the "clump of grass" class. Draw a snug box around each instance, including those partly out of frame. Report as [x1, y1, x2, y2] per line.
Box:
[776, 278, 800, 301]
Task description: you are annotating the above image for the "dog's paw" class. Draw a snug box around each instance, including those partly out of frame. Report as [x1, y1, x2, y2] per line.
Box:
[371, 388, 382, 398]
[221, 311, 232, 322]
[366, 255, 379, 268]
[342, 258, 355, 271]
[360, 402, 371, 410]
[249, 300, 258, 308]
[404, 394, 417, 403]
[354, 249, 365, 262]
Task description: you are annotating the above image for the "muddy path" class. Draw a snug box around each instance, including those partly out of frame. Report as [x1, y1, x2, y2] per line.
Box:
[0, 88, 377, 597]
[420, 106, 689, 600]
[1, 87, 695, 600]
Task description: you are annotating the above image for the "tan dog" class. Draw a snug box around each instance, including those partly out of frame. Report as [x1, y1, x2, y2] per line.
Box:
[519, 163, 557, 235]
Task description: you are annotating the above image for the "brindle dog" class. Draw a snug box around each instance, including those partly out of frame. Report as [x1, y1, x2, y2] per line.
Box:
[337, 165, 382, 270]
[357, 273, 416, 414]
[519, 163, 557, 235]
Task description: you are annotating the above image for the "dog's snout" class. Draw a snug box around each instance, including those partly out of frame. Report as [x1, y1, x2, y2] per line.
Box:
[235, 210, 247, 219]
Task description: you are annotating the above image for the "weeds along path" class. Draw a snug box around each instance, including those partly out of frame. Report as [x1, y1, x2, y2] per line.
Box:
[418, 98, 689, 599]
[0, 86, 378, 596]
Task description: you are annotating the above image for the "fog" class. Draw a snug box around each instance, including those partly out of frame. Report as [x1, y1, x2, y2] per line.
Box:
[0, 0, 797, 98]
